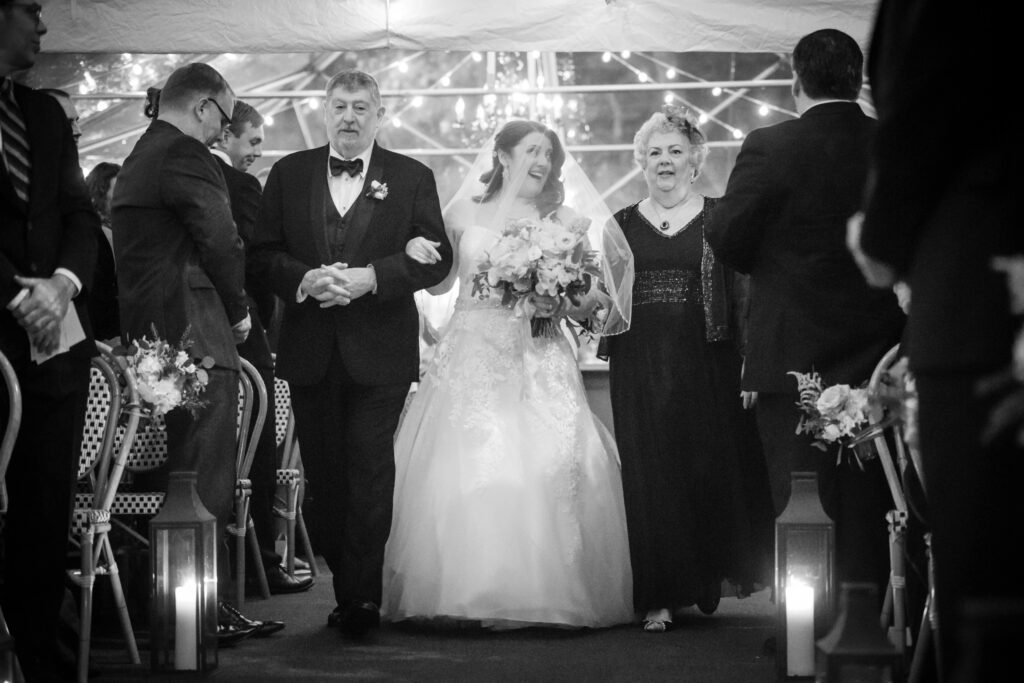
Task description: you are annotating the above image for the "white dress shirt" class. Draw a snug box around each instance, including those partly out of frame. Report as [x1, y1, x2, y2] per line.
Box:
[328, 144, 374, 217]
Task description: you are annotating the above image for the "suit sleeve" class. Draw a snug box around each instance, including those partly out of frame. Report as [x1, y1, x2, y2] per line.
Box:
[369, 167, 453, 303]
[705, 130, 776, 274]
[249, 162, 310, 302]
[54, 98, 99, 293]
[859, 1, 1008, 271]
[161, 138, 247, 325]
[0, 94, 98, 302]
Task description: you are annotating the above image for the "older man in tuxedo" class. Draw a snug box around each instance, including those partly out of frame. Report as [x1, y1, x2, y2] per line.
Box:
[250, 69, 451, 639]
[210, 98, 312, 598]
[112, 62, 267, 645]
[1, 2, 98, 680]
[707, 29, 904, 593]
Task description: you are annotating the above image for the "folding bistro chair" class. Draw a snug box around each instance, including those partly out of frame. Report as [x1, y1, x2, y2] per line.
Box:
[67, 343, 142, 683]
[272, 377, 319, 577]
[227, 358, 270, 605]
[858, 342, 935, 682]
[0, 348, 24, 683]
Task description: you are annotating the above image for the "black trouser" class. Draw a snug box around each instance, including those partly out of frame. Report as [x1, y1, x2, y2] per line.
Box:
[0, 353, 90, 682]
[289, 350, 408, 607]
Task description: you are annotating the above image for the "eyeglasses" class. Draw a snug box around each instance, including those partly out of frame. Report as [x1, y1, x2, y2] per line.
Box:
[204, 98, 232, 128]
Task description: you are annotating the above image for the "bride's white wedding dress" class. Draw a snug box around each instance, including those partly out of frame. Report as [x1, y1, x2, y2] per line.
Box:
[382, 225, 634, 629]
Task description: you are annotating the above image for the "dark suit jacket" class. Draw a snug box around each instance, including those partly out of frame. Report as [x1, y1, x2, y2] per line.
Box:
[707, 102, 904, 392]
[250, 142, 452, 387]
[215, 155, 274, 371]
[111, 120, 247, 370]
[1, 83, 97, 363]
[859, 0, 1019, 373]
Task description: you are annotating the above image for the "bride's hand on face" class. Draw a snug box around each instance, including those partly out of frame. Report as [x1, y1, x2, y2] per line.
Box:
[405, 236, 442, 264]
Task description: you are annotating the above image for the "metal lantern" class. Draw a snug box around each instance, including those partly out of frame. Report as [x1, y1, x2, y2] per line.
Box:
[150, 471, 218, 672]
[816, 582, 900, 682]
[776, 470, 835, 679]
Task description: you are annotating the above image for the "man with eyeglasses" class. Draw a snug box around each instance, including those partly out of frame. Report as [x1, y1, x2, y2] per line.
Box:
[1, 1, 101, 681]
[112, 62, 263, 647]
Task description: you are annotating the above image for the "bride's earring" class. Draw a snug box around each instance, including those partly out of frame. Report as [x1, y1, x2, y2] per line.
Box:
[690, 170, 699, 184]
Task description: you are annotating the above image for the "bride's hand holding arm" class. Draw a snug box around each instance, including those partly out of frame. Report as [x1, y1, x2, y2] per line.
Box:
[405, 236, 442, 264]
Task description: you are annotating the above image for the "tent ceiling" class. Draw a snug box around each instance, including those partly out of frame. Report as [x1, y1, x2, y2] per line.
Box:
[45, 0, 877, 54]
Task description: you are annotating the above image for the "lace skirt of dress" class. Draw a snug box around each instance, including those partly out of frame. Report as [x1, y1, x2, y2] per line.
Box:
[382, 300, 634, 629]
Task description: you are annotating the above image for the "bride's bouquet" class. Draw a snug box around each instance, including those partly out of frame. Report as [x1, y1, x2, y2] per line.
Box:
[113, 324, 215, 421]
[471, 214, 602, 337]
[789, 369, 874, 464]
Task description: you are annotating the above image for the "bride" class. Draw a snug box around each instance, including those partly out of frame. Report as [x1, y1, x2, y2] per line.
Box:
[381, 119, 635, 629]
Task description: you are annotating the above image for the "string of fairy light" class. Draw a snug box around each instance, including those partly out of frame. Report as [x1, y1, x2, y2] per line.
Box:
[67, 50, 795, 169]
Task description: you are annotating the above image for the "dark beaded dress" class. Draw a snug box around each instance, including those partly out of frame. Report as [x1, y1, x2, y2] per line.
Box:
[606, 198, 773, 614]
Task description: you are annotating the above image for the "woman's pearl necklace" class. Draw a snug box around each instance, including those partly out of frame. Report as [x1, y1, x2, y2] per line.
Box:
[650, 194, 695, 232]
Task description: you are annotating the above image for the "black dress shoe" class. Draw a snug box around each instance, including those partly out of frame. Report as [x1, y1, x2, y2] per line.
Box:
[340, 601, 380, 639]
[266, 564, 314, 594]
[217, 622, 257, 647]
[219, 600, 285, 638]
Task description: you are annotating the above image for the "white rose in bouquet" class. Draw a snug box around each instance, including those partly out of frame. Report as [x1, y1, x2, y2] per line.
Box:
[816, 384, 851, 416]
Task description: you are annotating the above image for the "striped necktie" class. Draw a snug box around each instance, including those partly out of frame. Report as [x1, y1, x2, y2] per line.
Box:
[0, 78, 32, 204]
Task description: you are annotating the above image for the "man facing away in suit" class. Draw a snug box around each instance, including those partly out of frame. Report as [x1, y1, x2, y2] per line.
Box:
[111, 62, 279, 646]
[707, 29, 905, 593]
[210, 99, 313, 598]
[1, 2, 99, 680]
[250, 69, 452, 639]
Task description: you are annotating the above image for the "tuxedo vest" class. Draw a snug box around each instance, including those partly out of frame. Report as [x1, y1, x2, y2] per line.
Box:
[324, 189, 351, 262]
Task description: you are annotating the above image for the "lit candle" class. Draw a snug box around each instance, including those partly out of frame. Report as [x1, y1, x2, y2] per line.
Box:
[174, 582, 198, 670]
[785, 580, 815, 676]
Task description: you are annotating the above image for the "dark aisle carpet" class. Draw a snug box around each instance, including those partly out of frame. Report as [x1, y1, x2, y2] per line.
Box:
[89, 562, 776, 682]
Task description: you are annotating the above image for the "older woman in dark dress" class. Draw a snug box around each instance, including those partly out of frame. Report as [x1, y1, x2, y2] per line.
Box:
[604, 107, 773, 632]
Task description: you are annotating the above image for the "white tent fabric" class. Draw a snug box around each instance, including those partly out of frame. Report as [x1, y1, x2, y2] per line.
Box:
[49, 0, 877, 53]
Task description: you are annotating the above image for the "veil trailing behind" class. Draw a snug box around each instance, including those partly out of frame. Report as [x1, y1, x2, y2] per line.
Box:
[383, 122, 634, 629]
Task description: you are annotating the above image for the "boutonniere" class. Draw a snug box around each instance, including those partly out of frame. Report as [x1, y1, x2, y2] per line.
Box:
[367, 180, 388, 201]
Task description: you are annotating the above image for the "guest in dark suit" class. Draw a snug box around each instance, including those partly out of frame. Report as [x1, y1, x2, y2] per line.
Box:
[38, 88, 80, 145]
[849, 2, 1022, 677]
[250, 69, 452, 638]
[1, 4, 99, 680]
[706, 29, 904, 592]
[210, 99, 312, 597]
[83, 161, 120, 342]
[112, 63, 267, 645]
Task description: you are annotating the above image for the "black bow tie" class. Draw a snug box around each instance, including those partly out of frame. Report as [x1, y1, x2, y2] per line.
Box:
[330, 157, 363, 177]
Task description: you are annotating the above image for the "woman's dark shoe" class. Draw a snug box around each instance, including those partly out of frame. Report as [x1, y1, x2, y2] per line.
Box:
[697, 580, 722, 615]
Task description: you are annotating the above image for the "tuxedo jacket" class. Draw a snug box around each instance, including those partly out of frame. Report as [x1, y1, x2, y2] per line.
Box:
[0, 83, 97, 363]
[859, 0, 1020, 373]
[112, 120, 247, 370]
[250, 142, 452, 387]
[215, 155, 274, 371]
[707, 102, 904, 392]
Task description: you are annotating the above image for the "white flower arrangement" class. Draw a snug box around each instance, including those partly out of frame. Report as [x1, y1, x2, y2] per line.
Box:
[471, 214, 601, 337]
[114, 324, 214, 420]
[367, 180, 388, 201]
[789, 370, 873, 462]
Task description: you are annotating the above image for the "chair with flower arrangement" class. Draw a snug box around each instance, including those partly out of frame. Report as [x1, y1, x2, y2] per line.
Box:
[854, 341, 935, 682]
[1, 348, 25, 683]
[66, 342, 143, 683]
[227, 357, 271, 606]
[272, 376, 319, 577]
